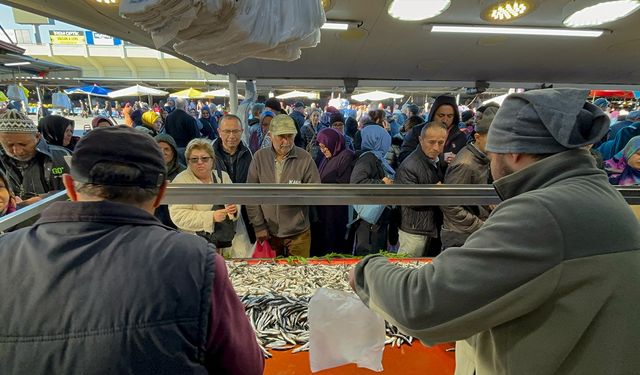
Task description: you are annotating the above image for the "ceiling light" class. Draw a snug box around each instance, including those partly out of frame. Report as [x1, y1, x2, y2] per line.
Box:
[563, 0, 640, 27]
[482, 1, 534, 22]
[321, 22, 350, 30]
[388, 0, 451, 21]
[95, 0, 118, 3]
[429, 24, 605, 37]
[4, 62, 31, 66]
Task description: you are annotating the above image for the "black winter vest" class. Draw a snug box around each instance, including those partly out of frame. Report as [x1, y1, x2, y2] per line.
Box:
[0, 201, 215, 374]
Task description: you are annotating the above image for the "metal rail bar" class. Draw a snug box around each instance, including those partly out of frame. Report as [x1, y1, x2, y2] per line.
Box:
[2, 185, 640, 232]
[0, 191, 68, 232]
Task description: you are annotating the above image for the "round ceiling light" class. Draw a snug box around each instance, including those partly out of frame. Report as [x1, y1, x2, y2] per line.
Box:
[563, 0, 640, 27]
[388, 0, 451, 21]
[481, 1, 535, 23]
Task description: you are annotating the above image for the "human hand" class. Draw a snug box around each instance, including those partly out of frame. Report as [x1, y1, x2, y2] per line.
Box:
[255, 229, 269, 242]
[213, 209, 228, 223]
[444, 152, 455, 164]
[348, 268, 357, 291]
[382, 176, 393, 185]
[22, 196, 42, 206]
[224, 204, 238, 219]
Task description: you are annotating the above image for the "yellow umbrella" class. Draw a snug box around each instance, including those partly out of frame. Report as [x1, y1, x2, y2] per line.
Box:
[0, 91, 7, 102]
[169, 88, 213, 99]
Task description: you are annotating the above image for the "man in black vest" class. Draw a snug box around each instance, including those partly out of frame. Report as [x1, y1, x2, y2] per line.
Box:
[0, 109, 70, 206]
[0, 126, 263, 374]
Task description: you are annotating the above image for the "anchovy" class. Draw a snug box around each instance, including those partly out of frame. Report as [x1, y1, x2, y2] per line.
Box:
[229, 261, 421, 357]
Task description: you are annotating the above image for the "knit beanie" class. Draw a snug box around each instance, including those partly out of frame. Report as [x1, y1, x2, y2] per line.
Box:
[0, 109, 38, 133]
[486, 89, 610, 154]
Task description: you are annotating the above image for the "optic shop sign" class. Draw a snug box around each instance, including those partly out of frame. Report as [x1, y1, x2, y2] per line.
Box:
[49, 30, 122, 45]
[49, 30, 85, 45]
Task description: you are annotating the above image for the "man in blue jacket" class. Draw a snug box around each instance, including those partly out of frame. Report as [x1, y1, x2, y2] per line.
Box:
[0, 126, 263, 374]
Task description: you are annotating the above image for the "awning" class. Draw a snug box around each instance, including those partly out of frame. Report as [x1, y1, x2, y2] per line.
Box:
[108, 84, 168, 98]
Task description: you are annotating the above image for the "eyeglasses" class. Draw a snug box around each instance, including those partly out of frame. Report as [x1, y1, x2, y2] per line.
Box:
[219, 129, 242, 135]
[188, 156, 213, 164]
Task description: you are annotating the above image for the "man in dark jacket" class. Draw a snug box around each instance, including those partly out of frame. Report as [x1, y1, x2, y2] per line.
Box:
[399, 95, 467, 165]
[0, 126, 263, 374]
[440, 106, 497, 250]
[0, 109, 70, 206]
[154, 133, 186, 228]
[164, 97, 199, 164]
[289, 101, 307, 148]
[213, 115, 256, 242]
[395, 122, 448, 257]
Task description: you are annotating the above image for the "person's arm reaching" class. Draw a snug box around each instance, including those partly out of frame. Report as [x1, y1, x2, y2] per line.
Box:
[205, 253, 264, 374]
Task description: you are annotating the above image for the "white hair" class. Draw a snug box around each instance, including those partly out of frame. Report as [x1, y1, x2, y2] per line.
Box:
[175, 97, 187, 110]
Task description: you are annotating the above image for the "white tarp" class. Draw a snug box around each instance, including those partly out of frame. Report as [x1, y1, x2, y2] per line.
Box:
[108, 84, 168, 98]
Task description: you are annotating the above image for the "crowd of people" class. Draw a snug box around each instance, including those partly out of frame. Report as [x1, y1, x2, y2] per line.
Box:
[1, 88, 638, 374]
[1, 91, 639, 257]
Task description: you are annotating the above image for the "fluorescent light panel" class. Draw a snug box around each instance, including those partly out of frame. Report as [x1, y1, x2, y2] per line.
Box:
[388, 0, 451, 21]
[4, 62, 31, 66]
[321, 22, 349, 30]
[564, 0, 640, 27]
[430, 25, 604, 37]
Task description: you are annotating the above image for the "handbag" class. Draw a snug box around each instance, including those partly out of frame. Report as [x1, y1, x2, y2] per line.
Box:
[252, 240, 276, 258]
[195, 168, 236, 248]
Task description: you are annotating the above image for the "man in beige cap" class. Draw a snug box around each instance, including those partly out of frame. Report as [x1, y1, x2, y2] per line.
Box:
[247, 114, 320, 257]
[0, 109, 70, 205]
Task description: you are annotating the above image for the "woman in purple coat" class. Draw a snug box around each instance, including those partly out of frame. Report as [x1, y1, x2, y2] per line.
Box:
[310, 128, 356, 255]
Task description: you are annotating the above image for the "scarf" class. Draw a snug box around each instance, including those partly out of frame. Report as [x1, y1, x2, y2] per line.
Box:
[604, 135, 640, 186]
[360, 124, 395, 178]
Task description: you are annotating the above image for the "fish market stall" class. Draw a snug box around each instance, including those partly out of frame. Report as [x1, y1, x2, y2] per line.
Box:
[228, 258, 456, 374]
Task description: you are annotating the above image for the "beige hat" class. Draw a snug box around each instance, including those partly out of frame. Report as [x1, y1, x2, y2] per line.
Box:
[269, 114, 297, 136]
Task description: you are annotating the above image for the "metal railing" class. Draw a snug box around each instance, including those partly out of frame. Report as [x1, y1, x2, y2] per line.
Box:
[2, 184, 640, 232]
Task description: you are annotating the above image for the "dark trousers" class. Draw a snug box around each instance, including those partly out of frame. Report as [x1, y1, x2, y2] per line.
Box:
[353, 220, 388, 256]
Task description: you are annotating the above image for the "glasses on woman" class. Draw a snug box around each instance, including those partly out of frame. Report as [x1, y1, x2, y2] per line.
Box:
[188, 156, 212, 164]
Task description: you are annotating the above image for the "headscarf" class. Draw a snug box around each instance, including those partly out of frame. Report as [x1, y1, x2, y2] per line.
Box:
[317, 128, 348, 180]
[604, 136, 640, 186]
[91, 116, 114, 129]
[0, 170, 16, 216]
[141, 111, 159, 128]
[250, 111, 276, 152]
[37, 115, 73, 147]
[199, 105, 219, 140]
[361, 125, 395, 178]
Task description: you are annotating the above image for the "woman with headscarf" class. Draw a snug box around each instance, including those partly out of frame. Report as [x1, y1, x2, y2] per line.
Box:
[349, 125, 395, 255]
[199, 105, 218, 141]
[249, 111, 274, 154]
[310, 128, 356, 255]
[605, 136, 640, 186]
[37, 115, 78, 151]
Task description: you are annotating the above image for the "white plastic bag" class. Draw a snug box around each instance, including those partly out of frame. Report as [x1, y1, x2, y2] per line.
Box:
[309, 288, 385, 373]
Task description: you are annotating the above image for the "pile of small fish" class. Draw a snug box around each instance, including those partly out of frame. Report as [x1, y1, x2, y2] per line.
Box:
[227, 261, 423, 357]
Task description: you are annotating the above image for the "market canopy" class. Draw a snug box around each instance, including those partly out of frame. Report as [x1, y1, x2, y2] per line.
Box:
[202, 88, 244, 99]
[169, 88, 214, 99]
[275, 90, 318, 100]
[108, 84, 168, 98]
[65, 84, 111, 97]
[351, 91, 404, 102]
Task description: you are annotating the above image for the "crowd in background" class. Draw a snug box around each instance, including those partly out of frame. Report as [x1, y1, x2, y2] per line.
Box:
[0, 93, 639, 257]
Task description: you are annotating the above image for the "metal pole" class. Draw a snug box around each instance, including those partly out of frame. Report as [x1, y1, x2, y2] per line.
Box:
[35, 83, 42, 104]
[228, 73, 238, 114]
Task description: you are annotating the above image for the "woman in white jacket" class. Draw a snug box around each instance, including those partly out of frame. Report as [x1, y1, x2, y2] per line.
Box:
[169, 138, 252, 258]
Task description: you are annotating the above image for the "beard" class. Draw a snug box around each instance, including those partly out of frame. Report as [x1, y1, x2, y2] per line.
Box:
[490, 154, 516, 181]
